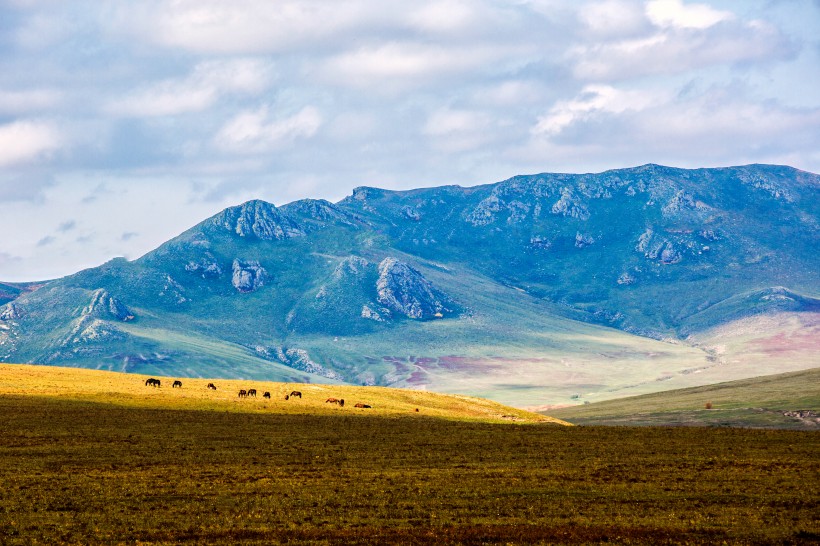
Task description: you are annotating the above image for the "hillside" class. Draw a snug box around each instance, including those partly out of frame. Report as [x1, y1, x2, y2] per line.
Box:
[0, 363, 563, 424]
[549, 367, 820, 428]
[1, 164, 818, 407]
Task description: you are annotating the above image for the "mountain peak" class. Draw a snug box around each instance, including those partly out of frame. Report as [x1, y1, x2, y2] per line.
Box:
[208, 199, 304, 240]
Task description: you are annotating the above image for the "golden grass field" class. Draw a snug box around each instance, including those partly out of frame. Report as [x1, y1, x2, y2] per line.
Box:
[0, 363, 568, 425]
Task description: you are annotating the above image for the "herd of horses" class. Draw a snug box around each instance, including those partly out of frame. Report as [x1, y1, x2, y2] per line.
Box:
[143, 378, 370, 408]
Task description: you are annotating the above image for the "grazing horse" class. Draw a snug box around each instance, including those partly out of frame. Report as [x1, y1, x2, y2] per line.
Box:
[263, 391, 271, 399]
[325, 398, 344, 407]
[238, 389, 248, 398]
[172, 380, 182, 388]
[289, 391, 302, 399]
[145, 378, 161, 387]
[247, 388, 257, 397]
[207, 383, 217, 390]
[354, 403, 371, 408]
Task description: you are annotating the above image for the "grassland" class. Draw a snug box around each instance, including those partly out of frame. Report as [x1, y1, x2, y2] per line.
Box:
[0, 364, 560, 424]
[549, 367, 820, 428]
[1, 364, 818, 544]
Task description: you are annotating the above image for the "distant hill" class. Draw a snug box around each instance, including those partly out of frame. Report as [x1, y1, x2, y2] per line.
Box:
[549, 367, 820, 429]
[1, 164, 818, 407]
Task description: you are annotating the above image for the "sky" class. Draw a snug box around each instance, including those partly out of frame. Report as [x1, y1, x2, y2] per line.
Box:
[1, 0, 818, 282]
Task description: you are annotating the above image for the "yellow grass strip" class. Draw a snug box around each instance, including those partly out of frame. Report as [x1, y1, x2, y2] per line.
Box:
[0, 363, 570, 425]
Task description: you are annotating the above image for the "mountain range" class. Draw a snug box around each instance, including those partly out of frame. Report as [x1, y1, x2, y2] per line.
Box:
[1, 164, 818, 407]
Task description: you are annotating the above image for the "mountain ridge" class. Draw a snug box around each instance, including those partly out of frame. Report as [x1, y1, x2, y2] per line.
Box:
[1, 163, 818, 407]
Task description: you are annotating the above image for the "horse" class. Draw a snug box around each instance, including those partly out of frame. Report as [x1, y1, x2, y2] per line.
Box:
[238, 389, 247, 398]
[325, 398, 344, 407]
[207, 383, 217, 390]
[172, 380, 182, 388]
[354, 403, 371, 408]
[263, 392, 271, 399]
[247, 389, 257, 397]
[145, 378, 160, 387]
[289, 391, 302, 398]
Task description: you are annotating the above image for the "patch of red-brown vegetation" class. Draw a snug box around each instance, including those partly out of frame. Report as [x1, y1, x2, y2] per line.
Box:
[751, 326, 820, 356]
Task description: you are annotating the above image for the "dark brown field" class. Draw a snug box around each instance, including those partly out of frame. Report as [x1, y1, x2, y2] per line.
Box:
[1, 394, 818, 545]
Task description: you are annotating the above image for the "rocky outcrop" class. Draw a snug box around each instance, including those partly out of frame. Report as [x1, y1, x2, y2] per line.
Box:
[159, 275, 188, 304]
[552, 188, 590, 220]
[185, 254, 223, 278]
[529, 236, 552, 250]
[635, 228, 692, 264]
[0, 303, 22, 321]
[402, 206, 421, 221]
[210, 200, 304, 240]
[361, 304, 386, 322]
[84, 289, 134, 322]
[261, 346, 343, 380]
[280, 199, 359, 227]
[575, 232, 595, 248]
[662, 190, 709, 215]
[232, 259, 267, 293]
[376, 258, 448, 319]
[332, 256, 370, 280]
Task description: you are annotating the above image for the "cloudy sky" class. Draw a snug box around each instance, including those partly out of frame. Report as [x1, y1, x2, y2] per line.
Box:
[1, 0, 818, 282]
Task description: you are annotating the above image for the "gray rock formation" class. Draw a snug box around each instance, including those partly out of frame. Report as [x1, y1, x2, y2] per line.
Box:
[84, 289, 134, 322]
[575, 232, 595, 248]
[272, 346, 343, 380]
[211, 200, 304, 240]
[185, 254, 223, 278]
[0, 303, 22, 321]
[281, 198, 359, 226]
[552, 188, 590, 220]
[232, 259, 267, 292]
[376, 258, 447, 319]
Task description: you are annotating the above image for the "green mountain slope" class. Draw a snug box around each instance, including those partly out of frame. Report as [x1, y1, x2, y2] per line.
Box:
[1, 164, 818, 407]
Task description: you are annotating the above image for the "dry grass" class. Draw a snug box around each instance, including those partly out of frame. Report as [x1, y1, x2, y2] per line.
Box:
[0, 363, 567, 425]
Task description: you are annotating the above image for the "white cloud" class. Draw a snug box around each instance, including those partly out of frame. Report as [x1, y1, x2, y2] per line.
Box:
[319, 41, 515, 90]
[0, 89, 61, 115]
[423, 108, 497, 152]
[108, 59, 274, 117]
[579, 0, 649, 38]
[0, 120, 62, 167]
[523, 81, 820, 172]
[646, 0, 733, 30]
[571, 15, 795, 80]
[532, 84, 662, 136]
[472, 80, 550, 106]
[112, 0, 390, 54]
[214, 105, 322, 154]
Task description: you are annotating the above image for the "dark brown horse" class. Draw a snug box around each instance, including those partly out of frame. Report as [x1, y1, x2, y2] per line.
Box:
[238, 389, 248, 398]
[354, 403, 371, 408]
[263, 391, 270, 399]
[289, 391, 302, 398]
[325, 398, 344, 407]
[172, 380, 182, 388]
[247, 388, 257, 397]
[145, 378, 161, 387]
[207, 383, 217, 390]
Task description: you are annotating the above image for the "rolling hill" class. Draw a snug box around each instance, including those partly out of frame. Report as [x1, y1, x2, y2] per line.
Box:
[1, 164, 818, 407]
[549, 367, 820, 428]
